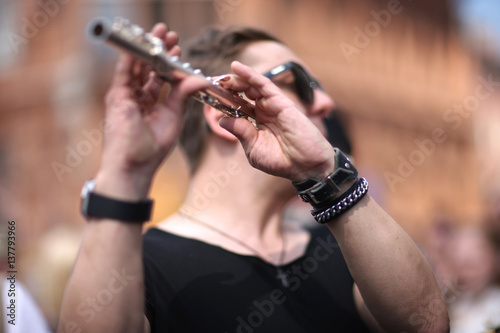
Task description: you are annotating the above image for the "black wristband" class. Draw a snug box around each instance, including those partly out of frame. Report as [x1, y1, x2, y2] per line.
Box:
[84, 192, 153, 222]
[81, 179, 153, 223]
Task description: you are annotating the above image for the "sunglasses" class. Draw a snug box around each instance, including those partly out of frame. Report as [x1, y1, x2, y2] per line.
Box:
[262, 61, 322, 105]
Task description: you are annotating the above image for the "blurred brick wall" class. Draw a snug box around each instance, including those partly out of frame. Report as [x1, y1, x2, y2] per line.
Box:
[0, 0, 492, 327]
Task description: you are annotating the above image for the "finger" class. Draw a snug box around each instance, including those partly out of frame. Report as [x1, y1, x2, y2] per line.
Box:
[217, 68, 273, 102]
[230, 61, 279, 99]
[229, 61, 298, 118]
[150, 23, 181, 65]
[133, 60, 157, 86]
[217, 74, 251, 92]
[164, 75, 212, 114]
[239, 86, 263, 102]
[216, 74, 262, 103]
[168, 45, 182, 58]
[111, 53, 134, 87]
[165, 31, 179, 51]
[140, 23, 168, 76]
[143, 72, 163, 99]
[151, 23, 168, 39]
[132, 58, 146, 79]
[218, 116, 258, 149]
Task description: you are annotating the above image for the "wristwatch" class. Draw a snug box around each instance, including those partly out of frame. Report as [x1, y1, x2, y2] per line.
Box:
[80, 179, 153, 222]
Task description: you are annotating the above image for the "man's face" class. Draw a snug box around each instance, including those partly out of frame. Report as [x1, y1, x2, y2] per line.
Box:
[237, 41, 336, 137]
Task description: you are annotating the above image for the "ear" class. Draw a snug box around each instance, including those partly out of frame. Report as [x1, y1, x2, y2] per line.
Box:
[203, 104, 239, 142]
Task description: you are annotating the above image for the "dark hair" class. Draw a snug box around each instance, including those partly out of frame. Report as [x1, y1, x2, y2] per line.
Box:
[180, 26, 281, 173]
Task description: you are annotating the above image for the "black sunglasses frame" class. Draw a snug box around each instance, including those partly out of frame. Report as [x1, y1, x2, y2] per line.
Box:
[262, 61, 322, 105]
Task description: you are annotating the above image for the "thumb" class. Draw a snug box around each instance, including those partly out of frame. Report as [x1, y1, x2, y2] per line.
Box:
[218, 116, 258, 147]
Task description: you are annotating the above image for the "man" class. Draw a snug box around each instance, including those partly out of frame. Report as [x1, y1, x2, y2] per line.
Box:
[58, 23, 449, 333]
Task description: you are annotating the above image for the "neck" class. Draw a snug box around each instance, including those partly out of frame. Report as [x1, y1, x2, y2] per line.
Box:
[180, 151, 295, 240]
[165, 145, 311, 267]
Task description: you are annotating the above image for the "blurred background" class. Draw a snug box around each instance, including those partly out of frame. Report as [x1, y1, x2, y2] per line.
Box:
[0, 0, 499, 331]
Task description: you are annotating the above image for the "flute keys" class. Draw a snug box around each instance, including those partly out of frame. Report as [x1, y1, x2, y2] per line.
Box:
[131, 25, 144, 36]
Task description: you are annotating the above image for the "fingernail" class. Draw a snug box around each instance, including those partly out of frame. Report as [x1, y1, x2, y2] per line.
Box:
[212, 75, 230, 86]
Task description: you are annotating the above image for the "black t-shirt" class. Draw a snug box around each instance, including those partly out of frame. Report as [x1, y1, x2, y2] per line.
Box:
[143, 225, 370, 333]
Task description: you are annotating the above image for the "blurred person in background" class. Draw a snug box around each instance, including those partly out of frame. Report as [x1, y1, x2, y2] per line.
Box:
[26, 226, 82, 331]
[448, 225, 500, 333]
[422, 217, 459, 299]
[58, 23, 449, 332]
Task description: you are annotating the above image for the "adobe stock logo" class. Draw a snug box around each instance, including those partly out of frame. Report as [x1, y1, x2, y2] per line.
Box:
[52, 122, 108, 182]
[59, 267, 136, 333]
[233, 234, 339, 333]
[339, 0, 407, 64]
[214, 0, 243, 21]
[6, 0, 71, 54]
[384, 74, 500, 191]
[405, 279, 464, 332]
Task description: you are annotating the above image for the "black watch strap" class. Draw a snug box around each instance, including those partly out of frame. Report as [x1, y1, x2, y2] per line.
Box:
[292, 148, 358, 207]
[81, 179, 153, 223]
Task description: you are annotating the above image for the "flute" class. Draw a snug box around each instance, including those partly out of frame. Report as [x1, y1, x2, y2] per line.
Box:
[88, 17, 256, 123]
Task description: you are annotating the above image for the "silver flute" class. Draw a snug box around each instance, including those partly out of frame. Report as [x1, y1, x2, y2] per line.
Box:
[88, 17, 256, 123]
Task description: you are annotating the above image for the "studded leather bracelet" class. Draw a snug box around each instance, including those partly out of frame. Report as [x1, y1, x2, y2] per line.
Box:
[292, 149, 369, 224]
